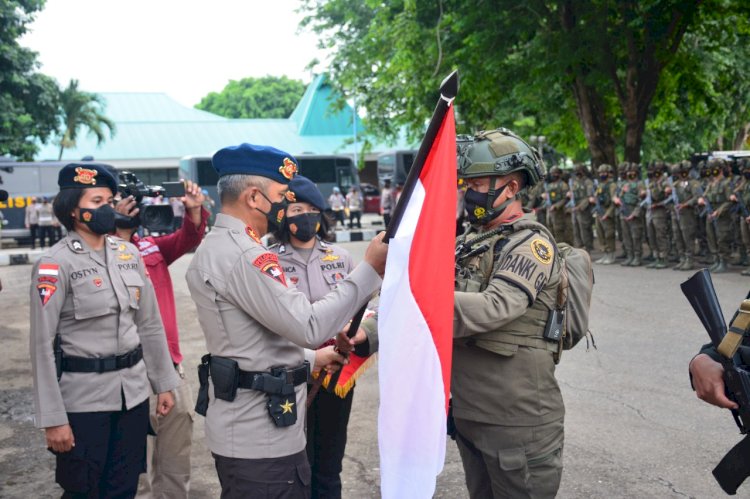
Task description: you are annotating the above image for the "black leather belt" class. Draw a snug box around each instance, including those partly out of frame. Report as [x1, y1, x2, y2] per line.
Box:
[61, 345, 143, 373]
[237, 363, 310, 390]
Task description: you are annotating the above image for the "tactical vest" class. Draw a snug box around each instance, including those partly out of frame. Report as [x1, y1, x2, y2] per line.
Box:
[455, 220, 560, 356]
[707, 180, 729, 205]
[651, 177, 667, 204]
[597, 181, 613, 207]
[622, 182, 640, 206]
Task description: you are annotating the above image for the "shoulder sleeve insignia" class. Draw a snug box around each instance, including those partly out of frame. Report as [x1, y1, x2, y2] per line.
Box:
[74, 167, 98, 185]
[279, 158, 298, 180]
[530, 238, 553, 264]
[252, 252, 287, 286]
[37, 282, 57, 305]
[38, 263, 60, 277]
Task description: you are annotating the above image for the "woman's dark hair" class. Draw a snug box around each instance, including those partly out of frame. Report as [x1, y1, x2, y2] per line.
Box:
[273, 211, 333, 244]
[53, 189, 84, 231]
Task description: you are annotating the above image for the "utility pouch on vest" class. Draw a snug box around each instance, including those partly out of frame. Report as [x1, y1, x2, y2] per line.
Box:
[195, 354, 210, 416]
[543, 308, 565, 343]
[264, 366, 300, 428]
[209, 355, 240, 402]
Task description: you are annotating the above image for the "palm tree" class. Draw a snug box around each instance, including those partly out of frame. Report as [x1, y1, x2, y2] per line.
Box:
[57, 79, 115, 160]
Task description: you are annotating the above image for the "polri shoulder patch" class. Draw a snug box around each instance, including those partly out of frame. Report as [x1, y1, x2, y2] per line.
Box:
[253, 252, 287, 286]
[37, 282, 57, 306]
[530, 238, 553, 265]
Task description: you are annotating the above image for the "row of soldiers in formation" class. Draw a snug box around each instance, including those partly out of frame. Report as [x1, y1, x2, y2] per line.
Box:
[524, 157, 750, 274]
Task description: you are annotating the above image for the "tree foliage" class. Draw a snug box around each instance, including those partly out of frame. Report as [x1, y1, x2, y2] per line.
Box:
[302, 0, 749, 165]
[0, 0, 60, 160]
[57, 79, 115, 160]
[195, 76, 306, 119]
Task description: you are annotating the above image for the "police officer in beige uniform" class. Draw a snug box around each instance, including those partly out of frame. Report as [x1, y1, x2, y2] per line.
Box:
[30, 163, 180, 498]
[186, 144, 387, 498]
[270, 175, 377, 499]
[453, 129, 564, 498]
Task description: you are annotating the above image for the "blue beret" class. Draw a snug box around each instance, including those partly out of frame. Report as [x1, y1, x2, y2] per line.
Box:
[58, 163, 118, 194]
[288, 176, 326, 211]
[212, 143, 298, 184]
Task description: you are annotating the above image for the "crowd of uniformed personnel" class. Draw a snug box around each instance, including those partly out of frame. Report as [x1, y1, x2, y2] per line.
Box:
[523, 157, 750, 274]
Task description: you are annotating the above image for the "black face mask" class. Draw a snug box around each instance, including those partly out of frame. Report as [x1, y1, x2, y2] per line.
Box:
[257, 191, 288, 231]
[599, 174, 608, 181]
[79, 205, 116, 235]
[464, 183, 510, 226]
[287, 213, 321, 242]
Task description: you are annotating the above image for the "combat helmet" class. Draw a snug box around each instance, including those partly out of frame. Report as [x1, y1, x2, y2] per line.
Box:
[458, 128, 545, 186]
[597, 163, 614, 175]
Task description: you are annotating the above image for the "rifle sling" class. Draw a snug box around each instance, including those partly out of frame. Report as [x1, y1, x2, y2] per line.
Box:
[718, 300, 750, 359]
[713, 434, 750, 495]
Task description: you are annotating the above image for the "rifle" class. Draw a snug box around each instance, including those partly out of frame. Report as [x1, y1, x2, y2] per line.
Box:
[696, 185, 719, 230]
[681, 270, 750, 495]
[567, 178, 576, 226]
[641, 178, 653, 225]
[667, 176, 680, 222]
[592, 179, 605, 217]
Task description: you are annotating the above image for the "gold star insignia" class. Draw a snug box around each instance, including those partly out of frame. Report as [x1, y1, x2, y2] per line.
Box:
[280, 399, 295, 414]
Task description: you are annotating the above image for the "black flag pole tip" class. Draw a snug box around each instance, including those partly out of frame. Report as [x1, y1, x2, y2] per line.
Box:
[440, 70, 459, 100]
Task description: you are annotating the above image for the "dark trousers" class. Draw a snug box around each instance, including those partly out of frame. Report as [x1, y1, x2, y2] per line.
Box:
[213, 449, 311, 499]
[348, 210, 362, 229]
[306, 387, 355, 499]
[383, 213, 392, 229]
[56, 399, 149, 499]
[29, 224, 39, 249]
[39, 225, 54, 248]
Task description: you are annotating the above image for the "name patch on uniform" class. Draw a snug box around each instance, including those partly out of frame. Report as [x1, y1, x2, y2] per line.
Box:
[117, 262, 139, 271]
[320, 262, 345, 271]
[283, 265, 296, 273]
[37, 283, 57, 305]
[499, 254, 538, 281]
[38, 263, 59, 277]
[71, 268, 99, 280]
[530, 239, 553, 265]
[253, 253, 287, 286]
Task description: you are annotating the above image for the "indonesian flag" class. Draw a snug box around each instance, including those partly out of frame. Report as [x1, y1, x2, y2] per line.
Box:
[378, 105, 457, 497]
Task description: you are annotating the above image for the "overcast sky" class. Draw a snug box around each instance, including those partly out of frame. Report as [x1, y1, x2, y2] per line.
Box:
[21, 0, 329, 107]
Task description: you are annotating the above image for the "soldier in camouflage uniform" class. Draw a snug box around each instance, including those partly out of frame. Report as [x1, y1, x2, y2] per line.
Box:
[571, 164, 595, 251]
[696, 160, 711, 262]
[615, 164, 645, 266]
[615, 163, 633, 262]
[525, 181, 548, 228]
[545, 166, 570, 244]
[666, 163, 685, 267]
[453, 128, 565, 498]
[698, 158, 734, 273]
[733, 160, 750, 276]
[593, 164, 617, 264]
[672, 160, 701, 271]
[645, 162, 670, 269]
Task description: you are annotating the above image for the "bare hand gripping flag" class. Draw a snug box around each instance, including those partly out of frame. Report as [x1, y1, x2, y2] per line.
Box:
[378, 71, 458, 498]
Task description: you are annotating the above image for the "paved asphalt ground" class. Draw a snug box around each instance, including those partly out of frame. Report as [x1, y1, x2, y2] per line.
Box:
[2, 242, 750, 498]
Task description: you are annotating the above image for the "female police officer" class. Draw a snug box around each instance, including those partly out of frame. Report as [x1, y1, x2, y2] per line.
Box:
[271, 176, 373, 499]
[30, 163, 180, 498]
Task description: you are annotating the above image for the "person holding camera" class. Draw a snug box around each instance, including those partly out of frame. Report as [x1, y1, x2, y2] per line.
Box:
[115, 179, 208, 498]
[30, 163, 179, 497]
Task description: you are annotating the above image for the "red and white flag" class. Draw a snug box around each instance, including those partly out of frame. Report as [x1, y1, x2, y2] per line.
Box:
[378, 100, 457, 498]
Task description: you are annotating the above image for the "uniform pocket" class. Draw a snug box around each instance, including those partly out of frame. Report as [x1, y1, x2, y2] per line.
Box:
[71, 278, 112, 320]
[496, 447, 530, 493]
[121, 271, 144, 310]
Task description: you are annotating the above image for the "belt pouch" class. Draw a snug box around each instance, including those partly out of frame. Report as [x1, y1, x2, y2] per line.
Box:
[195, 355, 210, 416]
[209, 356, 240, 402]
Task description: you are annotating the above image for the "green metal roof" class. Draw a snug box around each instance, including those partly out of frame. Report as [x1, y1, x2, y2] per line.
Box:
[34, 77, 412, 161]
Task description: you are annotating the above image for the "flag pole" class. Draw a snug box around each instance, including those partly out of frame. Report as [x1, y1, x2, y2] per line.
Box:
[384, 70, 459, 240]
[322, 70, 459, 395]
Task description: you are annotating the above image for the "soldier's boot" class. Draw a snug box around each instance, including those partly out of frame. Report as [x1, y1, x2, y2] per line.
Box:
[708, 258, 721, 272]
[741, 266, 750, 276]
[646, 259, 658, 269]
[595, 253, 608, 264]
[681, 256, 695, 271]
[644, 252, 655, 262]
[673, 256, 686, 271]
[602, 252, 616, 265]
[628, 253, 643, 267]
[620, 253, 633, 266]
[711, 258, 728, 274]
[668, 252, 680, 263]
[653, 257, 667, 269]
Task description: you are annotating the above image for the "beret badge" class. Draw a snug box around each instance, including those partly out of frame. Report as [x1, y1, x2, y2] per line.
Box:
[74, 167, 98, 185]
[279, 158, 298, 180]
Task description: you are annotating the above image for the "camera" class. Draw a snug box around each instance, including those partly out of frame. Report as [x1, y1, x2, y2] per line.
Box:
[116, 171, 174, 232]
